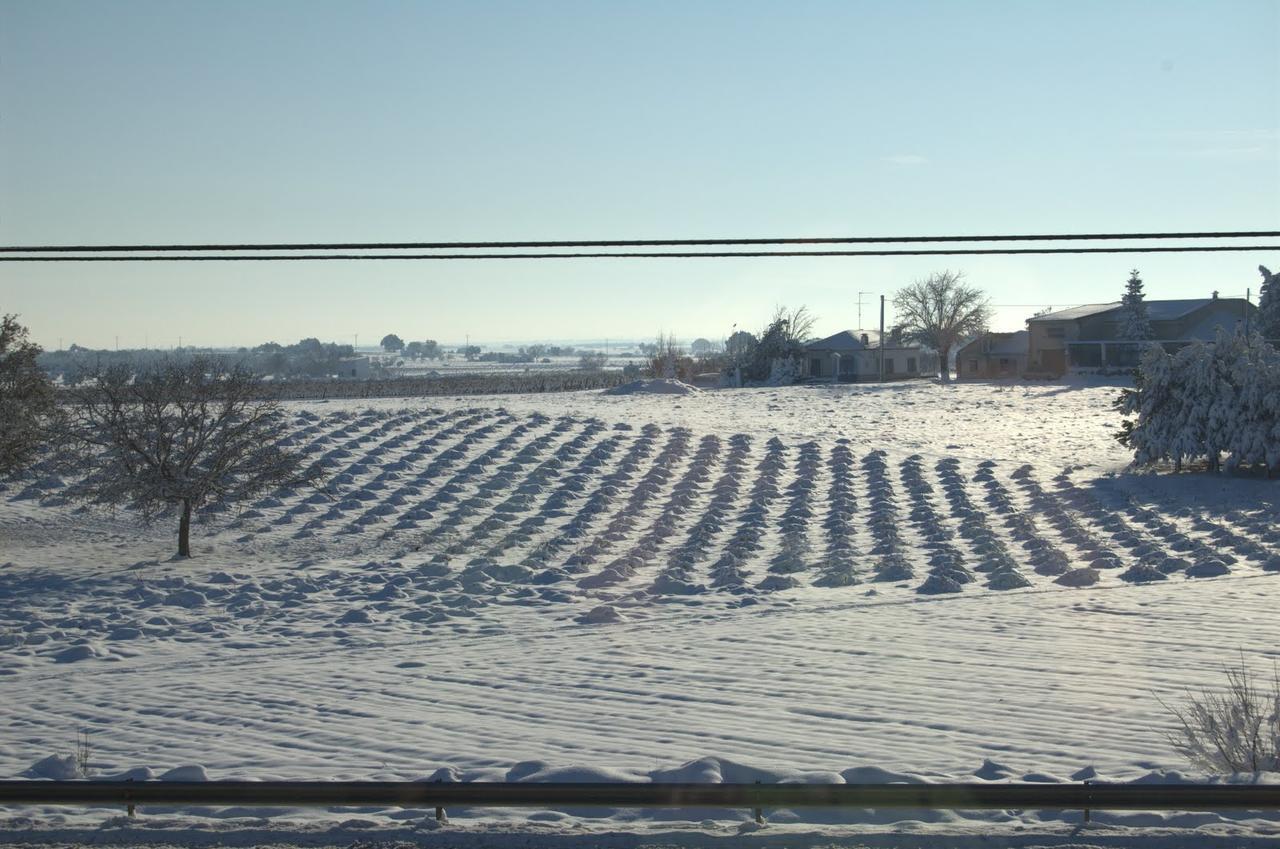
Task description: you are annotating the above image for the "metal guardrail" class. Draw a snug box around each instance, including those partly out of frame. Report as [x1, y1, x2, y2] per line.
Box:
[2, 781, 1278, 824]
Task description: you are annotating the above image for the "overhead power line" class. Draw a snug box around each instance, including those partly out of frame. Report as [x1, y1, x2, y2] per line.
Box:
[3, 245, 1278, 262]
[0, 229, 1277, 255]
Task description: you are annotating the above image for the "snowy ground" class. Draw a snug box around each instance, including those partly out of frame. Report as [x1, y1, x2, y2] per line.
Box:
[2, 379, 1279, 844]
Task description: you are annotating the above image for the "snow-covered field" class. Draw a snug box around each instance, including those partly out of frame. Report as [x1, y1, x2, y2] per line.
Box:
[3, 379, 1279, 844]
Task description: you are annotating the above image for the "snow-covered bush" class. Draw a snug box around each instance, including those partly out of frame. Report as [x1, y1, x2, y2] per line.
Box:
[1116, 329, 1280, 473]
[1161, 654, 1280, 774]
[765, 356, 802, 386]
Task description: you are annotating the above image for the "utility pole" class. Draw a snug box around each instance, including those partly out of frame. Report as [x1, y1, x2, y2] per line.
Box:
[878, 295, 886, 383]
[1246, 288, 1251, 334]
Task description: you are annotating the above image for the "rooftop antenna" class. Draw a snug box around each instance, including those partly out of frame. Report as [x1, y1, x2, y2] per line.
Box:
[857, 291, 873, 329]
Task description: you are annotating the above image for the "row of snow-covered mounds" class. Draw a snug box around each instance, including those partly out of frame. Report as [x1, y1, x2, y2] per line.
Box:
[3, 404, 1280, 668]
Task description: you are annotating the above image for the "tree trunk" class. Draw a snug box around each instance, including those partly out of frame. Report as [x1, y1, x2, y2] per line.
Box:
[178, 498, 192, 558]
[939, 346, 951, 383]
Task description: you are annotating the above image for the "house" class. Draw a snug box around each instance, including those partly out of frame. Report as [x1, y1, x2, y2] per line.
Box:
[336, 356, 371, 379]
[956, 330, 1029, 380]
[803, 330, 937, 382]
[1026, 293, 1257, 376]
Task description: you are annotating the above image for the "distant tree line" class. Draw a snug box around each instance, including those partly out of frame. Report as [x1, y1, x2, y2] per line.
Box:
[37, 338, 363, 381]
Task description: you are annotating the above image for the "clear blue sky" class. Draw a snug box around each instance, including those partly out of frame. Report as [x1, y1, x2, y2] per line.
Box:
[2, 0, 1277, 349]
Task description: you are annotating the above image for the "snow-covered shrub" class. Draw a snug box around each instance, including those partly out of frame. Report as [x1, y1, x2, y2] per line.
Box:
[1161, 654, 1280, 774]
[765, 356, 802, 386]
[1117, 329, 1280, 473]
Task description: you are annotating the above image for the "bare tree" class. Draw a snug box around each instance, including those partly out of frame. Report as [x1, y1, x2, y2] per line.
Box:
[59, 357, 323, 558]
[0, 314, 56, 477]
[770, 305, 818, 346]
[648, 333, 685, 379]
[892, 271, 992, 382]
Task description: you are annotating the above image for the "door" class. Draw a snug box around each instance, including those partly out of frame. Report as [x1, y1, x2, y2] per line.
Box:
[1041, 349, 1066, 376]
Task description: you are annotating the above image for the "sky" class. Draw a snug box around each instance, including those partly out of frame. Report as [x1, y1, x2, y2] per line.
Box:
[2, 0, 1278, 350]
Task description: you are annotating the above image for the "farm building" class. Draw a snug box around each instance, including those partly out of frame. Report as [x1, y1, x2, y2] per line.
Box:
[956, 331, 1029, 380]
[803, 330, 937, 382]
[1025, 293, 1257, 376]
[336, 356, 372, 379]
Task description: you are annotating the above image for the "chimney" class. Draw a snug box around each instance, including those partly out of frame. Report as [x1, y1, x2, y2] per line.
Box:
[860, 333, 870, 347]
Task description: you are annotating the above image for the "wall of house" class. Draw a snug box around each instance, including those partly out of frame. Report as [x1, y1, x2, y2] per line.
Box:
[1177, 301, 1255, 341]
[958, 352, 1026, 379]
[1027, 320, 1081, 373]
[806, 348, 931, 381]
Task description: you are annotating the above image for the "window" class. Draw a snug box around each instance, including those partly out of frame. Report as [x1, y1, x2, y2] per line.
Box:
[884, 357, 895, 375]
[907, 357, 917, 372]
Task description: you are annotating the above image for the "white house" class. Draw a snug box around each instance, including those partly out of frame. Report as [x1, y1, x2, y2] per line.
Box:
[803, 330, 936, 382]
[336, 356, 372, 379]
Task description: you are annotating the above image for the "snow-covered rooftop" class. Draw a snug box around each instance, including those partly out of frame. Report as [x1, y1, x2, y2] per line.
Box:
[1028, 298, 1230, 324]
[805, 329, 882, 351]
[983, 330, 1029, 355]
[1142, 298, 1214, 321]
[1026, 303, 1120, 322]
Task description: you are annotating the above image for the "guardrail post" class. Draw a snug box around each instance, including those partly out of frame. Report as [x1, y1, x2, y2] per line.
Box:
[753, 780, 764, 825]
[125, 778, 135, 818]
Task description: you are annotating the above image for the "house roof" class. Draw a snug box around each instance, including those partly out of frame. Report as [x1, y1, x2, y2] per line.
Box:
[1142, 299, 1214, 321]
[984, 330, 1029, 355]
[1028, 297, 1243, 324]
[805, 329, 882, 351]
[1027, 303, 1120, 322]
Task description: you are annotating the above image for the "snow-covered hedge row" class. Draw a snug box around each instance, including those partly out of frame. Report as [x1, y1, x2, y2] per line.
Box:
[1117, 330, 1280, 473]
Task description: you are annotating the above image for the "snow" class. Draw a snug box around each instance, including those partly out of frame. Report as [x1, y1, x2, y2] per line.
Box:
[604, 378, 700, 395]
[2, 380, 1280, 842]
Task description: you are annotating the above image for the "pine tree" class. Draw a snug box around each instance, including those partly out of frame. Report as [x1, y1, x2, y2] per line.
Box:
[1118, 269, 1153, 341]
[1119, 328, 1280, 474]
[1258, 265, 1280, 342]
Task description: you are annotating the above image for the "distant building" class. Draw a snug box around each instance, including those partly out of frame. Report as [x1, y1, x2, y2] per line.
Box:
[337, 356, 371, 379]
[956, 330, 1029, 380]
[1026, 294, 1257, 376]
[803, 330, 937, 382]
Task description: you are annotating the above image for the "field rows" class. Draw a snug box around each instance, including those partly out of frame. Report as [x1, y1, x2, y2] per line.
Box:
[5, 406, 1279, 668]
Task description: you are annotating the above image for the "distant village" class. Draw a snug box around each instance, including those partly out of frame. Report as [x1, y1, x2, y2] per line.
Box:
[30, 268, 1273, 391]
[805, 291, 1257, 383]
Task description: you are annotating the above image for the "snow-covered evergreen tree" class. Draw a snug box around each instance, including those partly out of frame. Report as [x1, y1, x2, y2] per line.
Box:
[1119, 327, 1280, 473]
[1118, 269, 1153, 341]
[1258, 265, 1280, 342]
